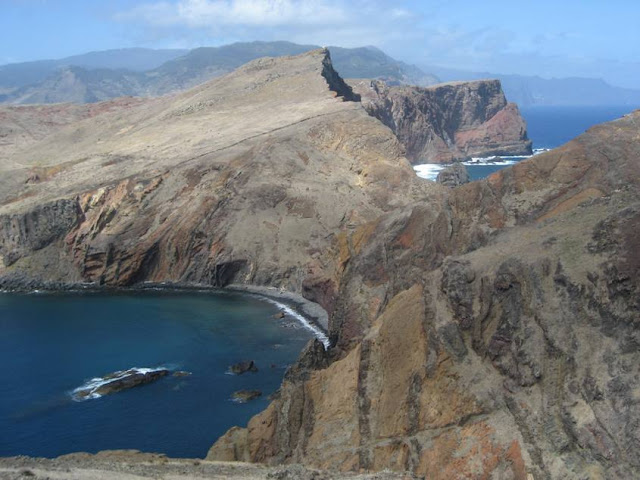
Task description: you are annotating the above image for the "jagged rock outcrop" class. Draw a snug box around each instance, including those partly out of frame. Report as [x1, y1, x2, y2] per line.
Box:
[208, 111, 640, 479]
[350, 79, 532, 164]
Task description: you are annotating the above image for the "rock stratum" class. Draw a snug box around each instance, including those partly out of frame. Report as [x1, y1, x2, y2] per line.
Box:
[350, 79, 532, 163]
[1, 49, 639, 480]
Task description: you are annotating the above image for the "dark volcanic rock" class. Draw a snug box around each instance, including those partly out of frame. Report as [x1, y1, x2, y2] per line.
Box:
[73, 368, 169, 400]
[229, 361, 258, 375]
[436, 162, 470, 187]
[231, 390, 262, 403]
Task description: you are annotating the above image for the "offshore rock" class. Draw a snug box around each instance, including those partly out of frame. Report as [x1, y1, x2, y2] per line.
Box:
[350, 79, 532, 163]
[232, 390, 263, 403]
[229, 361, 259, 375]
[72, 368, 169, 400]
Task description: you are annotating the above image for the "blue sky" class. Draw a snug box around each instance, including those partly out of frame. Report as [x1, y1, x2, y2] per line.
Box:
[1, 0, 639, 88]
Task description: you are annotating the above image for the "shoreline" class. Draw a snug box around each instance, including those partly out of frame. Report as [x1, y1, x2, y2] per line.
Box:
[0, 275, 330, 345]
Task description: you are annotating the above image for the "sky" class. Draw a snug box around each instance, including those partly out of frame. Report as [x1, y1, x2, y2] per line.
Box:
[1, 0, 639, 89]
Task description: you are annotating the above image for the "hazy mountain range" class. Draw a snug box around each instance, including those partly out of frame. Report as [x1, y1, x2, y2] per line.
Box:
[0, 41, 439, 105]
[425, 65, 640, 107]
[1, 41, 639, 107]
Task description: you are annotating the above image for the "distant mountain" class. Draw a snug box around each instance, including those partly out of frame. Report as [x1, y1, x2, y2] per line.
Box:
[5, 66, 145, 104]
[0, 48, 187, 91]
[0, 41, 439, 105]
[144, 41, 319, 95]
[425, 65, 640, 107]
[326, 46, 439, 86]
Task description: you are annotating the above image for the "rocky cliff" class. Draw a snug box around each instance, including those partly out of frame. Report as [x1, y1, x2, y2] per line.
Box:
[208, 110, 640, 479]
[0, 49, 437, 302]
[1, 48, 639, 480]
[350, 79, 532, 164]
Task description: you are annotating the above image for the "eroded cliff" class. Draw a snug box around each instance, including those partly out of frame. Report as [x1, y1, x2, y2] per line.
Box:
[208, 111, 640, 480]
[350, 79, 532, 164]
[0, 49, 438, 307]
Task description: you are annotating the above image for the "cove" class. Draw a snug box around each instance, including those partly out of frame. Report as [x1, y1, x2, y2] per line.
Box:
[0, 290, 317, 458]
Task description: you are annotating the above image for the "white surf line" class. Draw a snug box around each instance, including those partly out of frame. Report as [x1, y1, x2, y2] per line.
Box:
[260, 297, 330, 349]
[413, 148, 553, 181]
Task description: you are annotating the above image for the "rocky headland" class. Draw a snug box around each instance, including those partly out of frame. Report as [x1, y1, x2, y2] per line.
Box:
[350, 79, 532, 163]
[1, 49, 639, 479]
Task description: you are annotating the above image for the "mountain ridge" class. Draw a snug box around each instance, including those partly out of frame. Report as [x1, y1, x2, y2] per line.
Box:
[425, 64, 640, 107]
[0, 42, 439, 105]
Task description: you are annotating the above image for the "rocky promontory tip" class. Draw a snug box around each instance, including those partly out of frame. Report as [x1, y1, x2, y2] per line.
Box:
[349, 78, 532, 163]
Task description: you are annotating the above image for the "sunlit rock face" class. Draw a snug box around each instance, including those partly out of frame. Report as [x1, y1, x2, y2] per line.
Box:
[209, 110, 640, 480]
[350, 78, 532, 164]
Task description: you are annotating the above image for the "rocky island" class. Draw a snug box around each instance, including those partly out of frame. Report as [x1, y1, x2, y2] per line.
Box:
[1, 49, 639, 479]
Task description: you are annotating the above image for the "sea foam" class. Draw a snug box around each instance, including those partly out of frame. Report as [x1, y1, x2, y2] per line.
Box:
[261, 297, 330, 349]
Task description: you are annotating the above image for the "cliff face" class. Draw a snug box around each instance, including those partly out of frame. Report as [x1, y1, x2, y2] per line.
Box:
[350, 79, 532, 164]
[0, 49, 438, 305]
[208, 111, 640, 480]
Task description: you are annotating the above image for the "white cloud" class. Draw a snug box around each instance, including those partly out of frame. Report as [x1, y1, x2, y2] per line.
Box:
[113, 0, 640, 88]
[115, 0, 427, 50]
[120, 0, 348, 28]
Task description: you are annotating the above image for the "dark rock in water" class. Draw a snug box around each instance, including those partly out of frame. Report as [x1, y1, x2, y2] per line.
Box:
[231, 390, 262, 403]
[273, 311, 286, 319]
[172, 371, 192, 377]
[73, 368, 169, 400]
[436, 163, 470, 187]
[229, 361, 258, 375]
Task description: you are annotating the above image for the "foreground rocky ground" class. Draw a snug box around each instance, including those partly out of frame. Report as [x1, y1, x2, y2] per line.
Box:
[0, 452, 414, 480]
[1, 49, 638, 479]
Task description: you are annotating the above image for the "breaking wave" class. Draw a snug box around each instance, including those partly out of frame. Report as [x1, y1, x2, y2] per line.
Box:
[260, 297, 330, 349]
[71, 367, 168, 401]
[413, 148, 551, 181]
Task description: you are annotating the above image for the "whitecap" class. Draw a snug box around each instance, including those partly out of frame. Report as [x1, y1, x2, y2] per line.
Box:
[413, 164, 445, 181]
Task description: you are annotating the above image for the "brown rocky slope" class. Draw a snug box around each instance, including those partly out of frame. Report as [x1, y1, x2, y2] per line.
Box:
[208, 110, 640, 479]
[1, 49, 639, 479]
[0, 49, 438, 295]
[350, 79, 532, 164]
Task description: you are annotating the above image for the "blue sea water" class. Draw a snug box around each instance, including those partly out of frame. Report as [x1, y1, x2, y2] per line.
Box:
[0, 290, 316, 458]
[414, 105, 638, 181]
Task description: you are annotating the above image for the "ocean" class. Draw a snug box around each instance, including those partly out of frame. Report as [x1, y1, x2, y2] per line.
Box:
[414, 105, 638, 181]
[0, 290, 318, 458]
